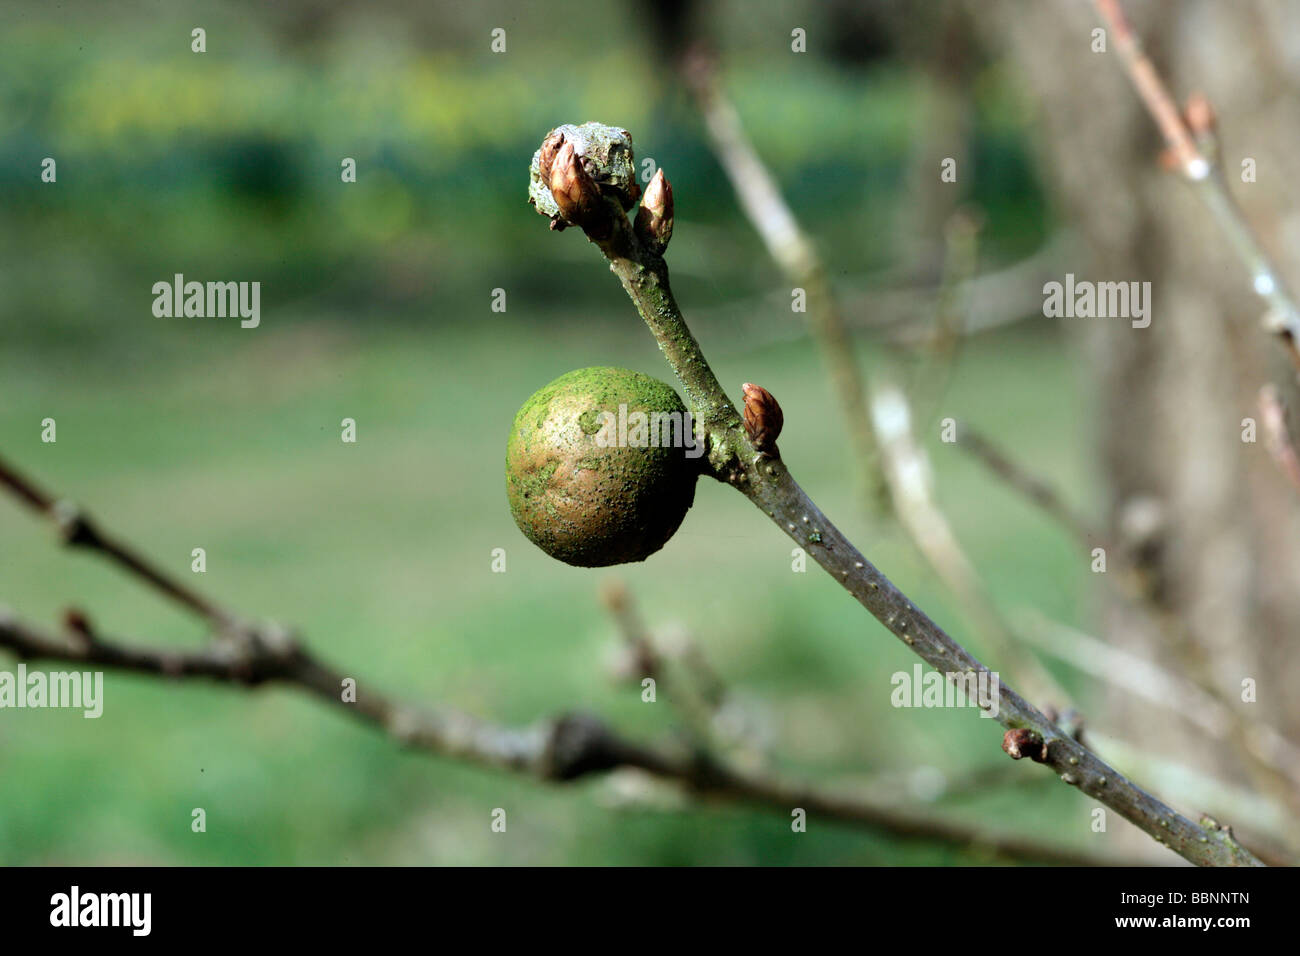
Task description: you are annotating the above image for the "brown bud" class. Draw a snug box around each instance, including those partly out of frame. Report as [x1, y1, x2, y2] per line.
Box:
[549, 141, 608, 238]
[1002, 728, 1047, 762]
[1184, 92, 1217, 137]
[742, 382, 783, 456]
[634, 168, 674, 254]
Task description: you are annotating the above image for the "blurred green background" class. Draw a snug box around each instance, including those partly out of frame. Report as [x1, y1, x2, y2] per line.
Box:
[0, 0, 1103, 864]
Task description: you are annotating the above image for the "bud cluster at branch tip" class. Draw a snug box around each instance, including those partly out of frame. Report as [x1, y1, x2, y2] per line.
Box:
[742, 383, 783, 457]
[528, 123, 640, 239]
[634, 169, 674, 254]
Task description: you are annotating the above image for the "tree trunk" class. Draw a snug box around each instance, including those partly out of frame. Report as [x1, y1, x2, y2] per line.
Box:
[974, 0, 1300, 821]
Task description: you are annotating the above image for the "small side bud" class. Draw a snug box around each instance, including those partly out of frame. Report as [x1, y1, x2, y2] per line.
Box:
[634, 168, 674, 254]
[1002, 728, 1047, 762]
[549, 141, 609, 238]
[742, 382, 784, 457]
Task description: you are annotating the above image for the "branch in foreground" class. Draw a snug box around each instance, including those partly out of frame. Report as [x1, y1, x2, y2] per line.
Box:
[683, 56, 1067, 708]
[1094, 0, 1300, 370]
[0, 598, 1120, 866]
[531, 122, 1263, 866]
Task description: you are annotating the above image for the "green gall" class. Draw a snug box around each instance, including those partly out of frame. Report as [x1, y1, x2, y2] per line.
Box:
[506, 367, 699, 567]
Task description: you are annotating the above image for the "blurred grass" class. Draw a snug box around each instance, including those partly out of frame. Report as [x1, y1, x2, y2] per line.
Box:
[0, 1, 1116, 865]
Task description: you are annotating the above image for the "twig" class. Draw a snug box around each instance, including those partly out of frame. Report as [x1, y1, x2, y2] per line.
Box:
[956, 421, 1100, 547]
[600, 579, 664, 684]
[0, 458, 234, 629]
[1094, 0, 1300, 370]
[909, 211, 981, 434]
[0, 449, 1125, 864]
[600, 579, 720, 746]
[601, 580, 727, 714]
[531, 122, 1263, 865]
[678, 236, 1073, 358]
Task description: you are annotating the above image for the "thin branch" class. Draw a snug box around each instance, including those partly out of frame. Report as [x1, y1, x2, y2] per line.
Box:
[909, 211, 982, 434]
[677, 236, 1073, 360]
[601, 579, 728, 715]
[600, 579, 721, 747]
[1094, 0, 1300, 369]
[533, 123, 1263, 865]
[956, 421, 1100, 548]
[0, 458, 234, 629]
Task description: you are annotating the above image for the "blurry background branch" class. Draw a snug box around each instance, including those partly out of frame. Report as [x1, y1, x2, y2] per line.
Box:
[1259, 385, 1300, 492]
[683, 46, 885, 509]
[1094, 0, 1300, 370]
[0, 453, 1133, 866]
